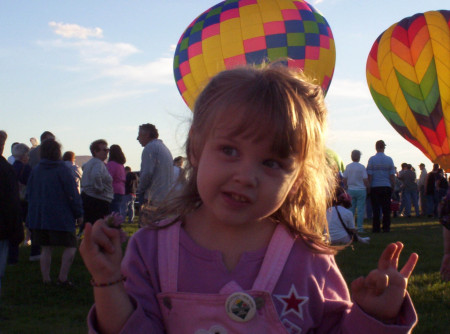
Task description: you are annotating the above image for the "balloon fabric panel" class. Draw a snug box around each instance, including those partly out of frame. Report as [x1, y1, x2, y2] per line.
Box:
[366, 37, 431, 160]
[173, 0, 336, 110]
[379, 24, 436, 157]
[367, 10, 450, 169]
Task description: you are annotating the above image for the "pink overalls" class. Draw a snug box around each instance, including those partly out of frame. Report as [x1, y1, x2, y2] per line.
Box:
[156, 222, 296, 334]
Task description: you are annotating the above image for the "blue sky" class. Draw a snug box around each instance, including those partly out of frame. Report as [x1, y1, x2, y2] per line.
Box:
[1, 0, 448, 172]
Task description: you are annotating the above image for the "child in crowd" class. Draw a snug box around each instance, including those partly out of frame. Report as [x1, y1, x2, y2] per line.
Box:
[80, 64, 418, 334]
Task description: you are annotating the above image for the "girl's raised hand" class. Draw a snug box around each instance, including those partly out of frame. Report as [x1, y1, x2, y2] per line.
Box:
[79, 219, 124, 283]
[350, 242, 418, 323]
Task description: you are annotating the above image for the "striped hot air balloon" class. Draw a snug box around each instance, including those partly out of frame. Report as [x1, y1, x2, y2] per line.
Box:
[174, 0, 336, 110]
[366, 10, 450, 169]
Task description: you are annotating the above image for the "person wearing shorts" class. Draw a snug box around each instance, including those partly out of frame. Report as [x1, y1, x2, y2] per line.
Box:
[27, 139, 82, 286]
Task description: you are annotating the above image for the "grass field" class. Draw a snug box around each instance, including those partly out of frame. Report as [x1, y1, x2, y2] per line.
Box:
[1, 218, 449, 333]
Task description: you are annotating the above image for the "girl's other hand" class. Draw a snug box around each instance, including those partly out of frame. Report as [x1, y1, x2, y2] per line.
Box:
[79, 219, 124, 283]
[350, 242, 418, 323]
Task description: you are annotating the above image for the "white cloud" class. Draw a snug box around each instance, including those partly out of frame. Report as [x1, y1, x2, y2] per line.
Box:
[37, 26, 175, 85]
[37, 39, 139, 66]
[49, 21, 103, 39]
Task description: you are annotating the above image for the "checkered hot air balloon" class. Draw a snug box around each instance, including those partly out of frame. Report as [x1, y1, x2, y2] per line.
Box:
[173, 0, 336, 110]
[367, 10, 450, 169]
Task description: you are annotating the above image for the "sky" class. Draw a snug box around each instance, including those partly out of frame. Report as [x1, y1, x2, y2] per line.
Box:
[1, 0, 449, 172]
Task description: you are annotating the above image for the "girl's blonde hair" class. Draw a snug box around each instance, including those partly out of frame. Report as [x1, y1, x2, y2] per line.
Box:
[143, 63, 336, 252]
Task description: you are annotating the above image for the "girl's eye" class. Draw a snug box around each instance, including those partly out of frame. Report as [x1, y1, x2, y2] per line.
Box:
[263, 159, 281, 169]
[222, 146, 238, 157]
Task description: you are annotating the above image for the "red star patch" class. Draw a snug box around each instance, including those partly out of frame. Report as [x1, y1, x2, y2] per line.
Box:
[275, 284, 309, 320]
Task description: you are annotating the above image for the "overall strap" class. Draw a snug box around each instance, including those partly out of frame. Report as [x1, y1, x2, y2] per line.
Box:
[157, 221, 181, 293]
[252, 224, 295, 292]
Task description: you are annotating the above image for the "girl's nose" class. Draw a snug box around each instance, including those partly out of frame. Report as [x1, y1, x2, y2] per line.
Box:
[233, 161, 258, 187]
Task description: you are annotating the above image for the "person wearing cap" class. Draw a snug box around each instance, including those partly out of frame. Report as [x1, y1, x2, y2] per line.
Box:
[343, 150, 369, 232]
[417, 163, 427, 215]
[366, 140, 395, 232]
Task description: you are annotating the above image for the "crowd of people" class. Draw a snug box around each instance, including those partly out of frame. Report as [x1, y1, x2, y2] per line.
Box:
[0, 65, 448, 333]
[0, 124, 186, 289]
[331, 141, 450, 237]
[328, 140, 449, 283]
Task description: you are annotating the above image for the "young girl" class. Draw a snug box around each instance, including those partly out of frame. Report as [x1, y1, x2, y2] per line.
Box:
[80, 64, 418, 334]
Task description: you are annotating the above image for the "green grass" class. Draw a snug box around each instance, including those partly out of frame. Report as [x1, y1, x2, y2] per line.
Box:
[336, 218, 449, 334]
[1, 218, 448, 333]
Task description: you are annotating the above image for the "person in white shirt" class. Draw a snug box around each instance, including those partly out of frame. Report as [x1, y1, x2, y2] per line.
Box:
[136, 124, 174, 208]
[417, 163, 427, 215]
[343, 150, 370, 232]
[79, 139, 113, 235]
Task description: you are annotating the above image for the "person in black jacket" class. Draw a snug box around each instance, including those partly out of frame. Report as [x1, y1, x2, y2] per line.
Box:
[0, 130, 24, 297]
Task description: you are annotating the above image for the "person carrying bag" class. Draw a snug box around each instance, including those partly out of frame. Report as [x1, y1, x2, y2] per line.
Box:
[327, 190, 370, 245]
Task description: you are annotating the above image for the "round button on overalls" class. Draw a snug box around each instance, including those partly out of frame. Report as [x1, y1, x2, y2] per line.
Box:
[225, 292, 257, 322]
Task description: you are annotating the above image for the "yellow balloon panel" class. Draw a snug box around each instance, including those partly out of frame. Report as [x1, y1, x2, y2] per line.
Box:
[174, 0, 336, 110]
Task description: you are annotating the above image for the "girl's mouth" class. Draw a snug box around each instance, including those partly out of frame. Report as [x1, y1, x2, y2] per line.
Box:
[226, 192, 250, 203]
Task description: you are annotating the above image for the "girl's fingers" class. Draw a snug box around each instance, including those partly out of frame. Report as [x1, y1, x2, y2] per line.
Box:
[87, 220, 116, 254]
[100, 222, 120, 239]
[80, 223, 93, 252]
[366, 270, 389, 295]
[391, 242, 404, 268]
[95, 233, 115, 254]
[378, 243, 398, 270]
[83, 223, 92, 241]
[378, 242, 407, 270]
[399, 253, 419, 279]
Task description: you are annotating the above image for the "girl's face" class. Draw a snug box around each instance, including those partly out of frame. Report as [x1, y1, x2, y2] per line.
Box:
[192, 123, 300, 228]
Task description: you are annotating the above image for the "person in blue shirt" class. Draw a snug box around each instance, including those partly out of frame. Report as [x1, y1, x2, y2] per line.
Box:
[366, 140, 395, 233]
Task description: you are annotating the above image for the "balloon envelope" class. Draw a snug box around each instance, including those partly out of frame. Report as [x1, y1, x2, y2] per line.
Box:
[366, 10, 450, 169]
[174, 0, 336, 110]
[326, 148, 345, 173]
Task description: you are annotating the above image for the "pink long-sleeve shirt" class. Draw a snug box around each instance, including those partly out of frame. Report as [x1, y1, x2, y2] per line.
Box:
[88, 224, 417, 333]
[106, 161, 125, 195]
